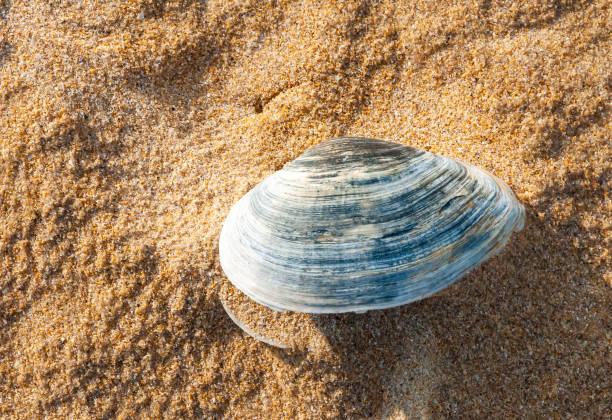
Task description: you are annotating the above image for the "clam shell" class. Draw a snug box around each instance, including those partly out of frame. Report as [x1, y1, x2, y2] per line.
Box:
[219, 137, 525, 314]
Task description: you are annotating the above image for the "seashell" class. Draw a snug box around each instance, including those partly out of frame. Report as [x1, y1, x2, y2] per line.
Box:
[219, 137, 524, 341]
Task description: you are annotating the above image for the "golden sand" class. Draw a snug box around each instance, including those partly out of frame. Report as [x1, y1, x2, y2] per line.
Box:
[0, 0, 610, 418]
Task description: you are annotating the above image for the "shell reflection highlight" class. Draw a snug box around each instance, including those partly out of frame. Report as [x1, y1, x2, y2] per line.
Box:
[219, 137, 525, 315]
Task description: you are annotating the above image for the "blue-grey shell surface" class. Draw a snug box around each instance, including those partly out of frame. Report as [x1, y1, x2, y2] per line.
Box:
[219, 137, 525, 314]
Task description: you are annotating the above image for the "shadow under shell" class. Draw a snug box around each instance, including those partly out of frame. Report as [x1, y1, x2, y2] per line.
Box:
[219, 279, 456, 354]
[220, 280, 335, 353]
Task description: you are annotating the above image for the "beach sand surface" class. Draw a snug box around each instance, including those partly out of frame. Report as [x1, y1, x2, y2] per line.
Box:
[0, 0, 610, 418]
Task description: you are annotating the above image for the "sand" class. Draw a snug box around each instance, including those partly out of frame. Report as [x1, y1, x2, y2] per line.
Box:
[0, 0, 610, 418]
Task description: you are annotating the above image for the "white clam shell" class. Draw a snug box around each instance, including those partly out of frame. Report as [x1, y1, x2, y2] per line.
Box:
[219, 137, 525, 314]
